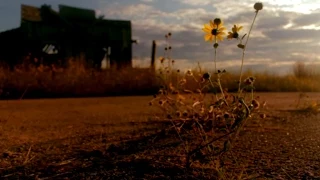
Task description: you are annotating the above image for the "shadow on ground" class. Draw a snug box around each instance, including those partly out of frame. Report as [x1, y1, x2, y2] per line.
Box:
[1, 120, 216, 179]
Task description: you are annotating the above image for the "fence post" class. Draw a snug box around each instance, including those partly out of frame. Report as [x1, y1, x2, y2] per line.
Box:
[151, 40, 156, 71]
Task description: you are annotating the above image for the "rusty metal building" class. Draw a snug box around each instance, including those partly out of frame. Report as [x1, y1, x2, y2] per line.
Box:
[0, 4, 135, 69]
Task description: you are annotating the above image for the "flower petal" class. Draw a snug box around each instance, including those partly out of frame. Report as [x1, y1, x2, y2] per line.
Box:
[202, 27, 211, 33]
[209, 20, 214, 28]
[217, 35, 224, 41]
[219, 31, 226, 35]
[204, 24, 212, 30]
[232, 25, 237, 33]
[219, 27, 226, 32]
[204, 34, 212, 41]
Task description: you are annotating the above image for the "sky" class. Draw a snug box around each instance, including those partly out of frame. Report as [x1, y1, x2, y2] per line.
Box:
[0, 0, 320, 75]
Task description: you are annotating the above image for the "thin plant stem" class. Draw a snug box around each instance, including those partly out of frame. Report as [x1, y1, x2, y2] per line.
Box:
[238, 11, 259, 94]
[217, 75, 228, 106]
[214, 35, 217, 73]
[251, 88, 254, 101]
[208, 78, 218, 100]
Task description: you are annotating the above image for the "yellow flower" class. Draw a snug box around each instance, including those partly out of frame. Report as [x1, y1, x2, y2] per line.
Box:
[227, 25, 243, 39]
[202, 19, 226, 42]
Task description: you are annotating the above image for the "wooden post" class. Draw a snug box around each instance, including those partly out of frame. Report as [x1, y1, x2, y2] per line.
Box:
[151, 40, 156, 70]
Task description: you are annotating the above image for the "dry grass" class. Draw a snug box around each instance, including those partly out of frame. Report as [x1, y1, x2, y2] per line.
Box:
[0, 59, 158, 99]
[0, 58, 319, 100]
[0, 93, 319, 179]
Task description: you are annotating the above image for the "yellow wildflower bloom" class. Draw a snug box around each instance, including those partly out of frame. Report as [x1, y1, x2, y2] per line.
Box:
[202, 19, 226, 42]
[227, 25, 243, 39]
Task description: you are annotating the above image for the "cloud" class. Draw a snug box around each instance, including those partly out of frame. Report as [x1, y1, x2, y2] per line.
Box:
[97, 0, 320, 75]
[292, 10, 320, 26]
[178, 0, 211, 6]
[263, 29, 320, 40]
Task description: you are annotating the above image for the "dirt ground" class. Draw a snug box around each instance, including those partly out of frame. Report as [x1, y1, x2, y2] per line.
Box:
[0, 92, 320, 179]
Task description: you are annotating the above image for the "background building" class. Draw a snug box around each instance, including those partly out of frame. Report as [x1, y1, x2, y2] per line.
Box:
[0, 4, 136, 70]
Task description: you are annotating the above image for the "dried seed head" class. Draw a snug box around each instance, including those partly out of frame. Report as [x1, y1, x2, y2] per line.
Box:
[237, 44, 245, 49]
[252, 99, 260, 109]
[182, 111, 188, 117]
[213, 18, 221, 26]
[177, 69, 180, 73]
[176, 111, 182, 117]
[169, 46, 172, 50]
[223, 112, 230, 119]
[202, 72, 211, 80]
[168, 32, 172, 36]
[249, 76, 256, 82]
[167, 114, 173, 119]
[254, 2, 263, 11]
[159, 100, 164, 105]
[260, 113, 267, 119]
[186, 69, 193, 76]
[172, 60, 175, 64]
[149, 102, 153, 106]
[213, 43, 219, 49]
[165, 47, 168, 51]
[244, 77, 255, 85]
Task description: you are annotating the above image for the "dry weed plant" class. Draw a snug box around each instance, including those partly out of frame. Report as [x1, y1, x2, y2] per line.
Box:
[149, 2, 267, 172]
